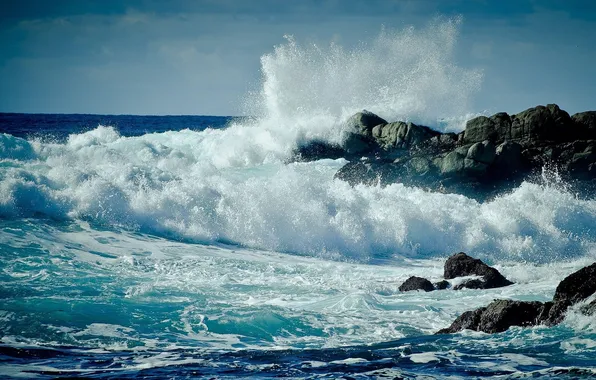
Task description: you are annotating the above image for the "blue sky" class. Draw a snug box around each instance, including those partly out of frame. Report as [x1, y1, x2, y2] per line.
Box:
[1, 0, 595, 116]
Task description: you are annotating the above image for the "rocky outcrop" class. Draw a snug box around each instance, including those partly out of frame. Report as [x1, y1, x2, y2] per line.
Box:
[292, 104, 596, 200]
[395, 253, 511, 294]
[444, 252, 514, 290]
[399, 276, 435, 292]
[437, 262, 596, 334]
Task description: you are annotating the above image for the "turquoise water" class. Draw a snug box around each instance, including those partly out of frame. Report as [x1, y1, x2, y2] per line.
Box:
[1, 114, 595, 378]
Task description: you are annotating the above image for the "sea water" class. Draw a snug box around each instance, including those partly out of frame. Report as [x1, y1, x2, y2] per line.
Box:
[1, 19, 595, 379]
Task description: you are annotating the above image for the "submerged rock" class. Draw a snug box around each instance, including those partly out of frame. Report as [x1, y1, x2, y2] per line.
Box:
[437, 262, 596, 334]
[399, 276, 435, 292]
[444, 252, 514, 290]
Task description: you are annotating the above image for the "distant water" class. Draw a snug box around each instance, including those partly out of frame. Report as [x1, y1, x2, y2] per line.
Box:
[1, 19, 596, 379]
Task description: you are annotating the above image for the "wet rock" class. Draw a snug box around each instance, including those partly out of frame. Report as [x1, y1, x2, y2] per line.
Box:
[434, 280, 450, 290]
[437, 308, 485, 334]
[398, 276, 435, 292]
[444, 252, 514, 290]
[292, 140, 346, 162]
[510, 104, 574, 142]
[437, 300, 545, 334]
[545, 262, 596, 325]
[342, 111, 387, 155]
[572, 111, 596, 139]
[438, 262, 596, 334]
[291, 105, 596, 200]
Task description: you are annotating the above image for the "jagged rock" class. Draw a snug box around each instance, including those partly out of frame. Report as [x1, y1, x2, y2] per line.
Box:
[438, 262, 596, 334]
[437, 300, 545, 334]
[444, 252, 514, 290]
[399, 276, 435, 292]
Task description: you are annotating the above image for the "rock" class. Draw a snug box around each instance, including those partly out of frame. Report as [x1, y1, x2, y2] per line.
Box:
[493, 141, 525, 174]
[438, 262, 596, 334]
[373, 121, 439, 153]
[346, 110, 388, 137]
[292, 140, 346, 162]
[434, 280, 450, 290]
[437, 308, 485, 334]
[572, 111, 596, 139]
[444, 252, 514, 290]
[463, 113, 512, 144]
[398, 276, 435, 292]
[437, 300, 545, 334]
[342, 110, 387, 155]
[553, 262, 596, 305]
[294, 105, 596, 200]
[510, 104, 574, 142]
[545, 262, 596, 325]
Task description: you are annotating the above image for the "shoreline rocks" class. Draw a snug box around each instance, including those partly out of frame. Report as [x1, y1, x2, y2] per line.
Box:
[398, 252, 513, 293]
[437, 262, 596, 334]
[293, 104, 596, 200]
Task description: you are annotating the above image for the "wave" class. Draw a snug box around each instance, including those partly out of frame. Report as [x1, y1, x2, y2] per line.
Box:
[1, 19, 594, 263]
[1, 128, 596, 263]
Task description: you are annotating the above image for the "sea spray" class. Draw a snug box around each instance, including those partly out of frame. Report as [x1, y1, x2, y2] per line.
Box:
[242, 17, 483, 146]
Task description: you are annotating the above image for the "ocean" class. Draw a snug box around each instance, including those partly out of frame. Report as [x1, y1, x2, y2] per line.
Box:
[1, 20, 596, 379]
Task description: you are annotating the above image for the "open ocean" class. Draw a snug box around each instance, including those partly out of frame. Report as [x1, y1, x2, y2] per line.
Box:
[1, 21, 596, 379]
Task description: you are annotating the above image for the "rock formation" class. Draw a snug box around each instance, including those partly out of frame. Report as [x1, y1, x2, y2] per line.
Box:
[437, 262, 596, 334]
[293, 104, 596, 200]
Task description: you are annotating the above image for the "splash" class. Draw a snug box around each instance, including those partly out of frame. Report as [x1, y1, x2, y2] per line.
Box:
[243, 17, 483, 145]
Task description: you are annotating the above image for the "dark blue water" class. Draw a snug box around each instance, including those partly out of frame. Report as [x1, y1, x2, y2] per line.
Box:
[1, 114, 595, 379]
[0, 113, 234, 141]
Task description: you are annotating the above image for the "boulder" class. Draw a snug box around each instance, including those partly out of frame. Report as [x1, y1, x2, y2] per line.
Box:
[292, 140, 346, 162]
[342, 110, 387, 155]
[399, 276, 435, 292]
[437, 300, 546, 334]
[373, 121, 439, 153]
[463, 112, 512, 144]
[545, 262, 596, 325]
[434, 280, 450, 290]
[438, 262, 596, 334]
[444, 252, 514, 290]
[510, 104, 574, 142]
[572, 111, 596, 139]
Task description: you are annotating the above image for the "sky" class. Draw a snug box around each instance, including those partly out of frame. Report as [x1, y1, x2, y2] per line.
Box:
[1, 0, 596, 116]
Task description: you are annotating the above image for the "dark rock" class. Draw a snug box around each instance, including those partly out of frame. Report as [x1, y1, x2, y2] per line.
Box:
[437, 308, 485, 334]
[444, 252, 514, 290]
[545, 262, 596, 325]
[292, 140, 346, 162]
[398, 276, 435, 292]
[510, 104, 574, 142]
[434, 280, 450, 290]
[553, 262, 596, 305]
[572, 111, 596, 139]
[438, 262, 596, 334]
[580, 299, 596, 316]
[464, 113, 512, 144]
[290, 105, 596, 200]
[437, 300, 545, 334]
